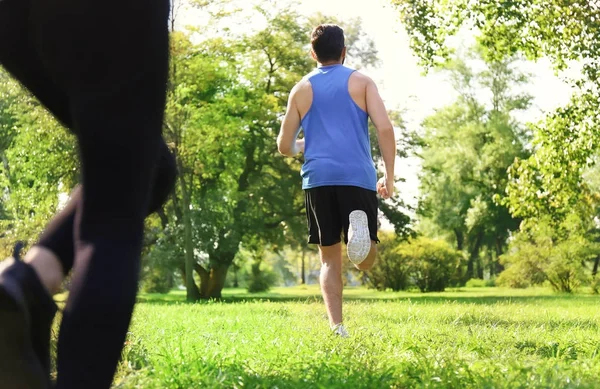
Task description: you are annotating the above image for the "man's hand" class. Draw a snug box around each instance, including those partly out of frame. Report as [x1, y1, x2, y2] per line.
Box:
[377, 175, 395, 199]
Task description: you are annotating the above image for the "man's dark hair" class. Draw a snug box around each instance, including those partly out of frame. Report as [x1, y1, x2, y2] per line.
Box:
[311, 24, 345, 63]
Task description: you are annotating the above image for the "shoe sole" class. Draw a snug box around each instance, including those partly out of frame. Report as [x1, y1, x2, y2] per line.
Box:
[0, 275, 46, 389]
[347, 210, 371, 265]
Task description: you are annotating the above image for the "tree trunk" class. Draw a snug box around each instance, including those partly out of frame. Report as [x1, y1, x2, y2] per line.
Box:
[467, 231, 484, 280]
[301, 247, 306, 285]
[476, 256, 484, 279]
[494, 237, 505, 275]
[593, 255, 600, 277]
[203, 264, 230, 299]
[454, 229, 464, 251]
[180, 174, 201, 302]
[488, 251, 495, 277]
[233, 266, 239, 288]
[180, 264, 200, 297]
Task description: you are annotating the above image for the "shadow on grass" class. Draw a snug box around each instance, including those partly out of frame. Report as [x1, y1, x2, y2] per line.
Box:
[136, 289, 600, 306]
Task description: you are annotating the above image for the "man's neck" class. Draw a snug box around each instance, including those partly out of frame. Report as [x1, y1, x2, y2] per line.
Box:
[318, 60, 342, 67]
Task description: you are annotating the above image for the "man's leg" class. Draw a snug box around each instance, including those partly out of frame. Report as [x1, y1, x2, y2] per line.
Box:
[33, 143, 176, 281]
[305, 187, 349, 332]
[319, 243, 343, 327]
[0, 0, 176, 287]
[31, 0, 171, 387]
[355, 242, 377, 271]
[0, 1, 69, 386]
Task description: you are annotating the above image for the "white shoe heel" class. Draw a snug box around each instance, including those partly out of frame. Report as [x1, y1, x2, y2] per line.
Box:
[347, 210, 370, 264]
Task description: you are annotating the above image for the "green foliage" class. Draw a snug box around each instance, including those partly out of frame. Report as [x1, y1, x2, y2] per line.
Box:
[140, 215, 184, 292]
[245, 245, 278, 293]
[465, 278, 486, 288]
[367, 234, 462, 292]
[392, 0, 600, 227]
[140, 267, 174, 294]
[590, 277, 600, 295]
[498, 215, 600, 292]
[365, 232, 410, 291]
[246, 266, 277, 293]
[504, 93, 600, 224]
[400, 237, 463, 292]
[0, 70, 77, 256]
[417, 46, 530, 279]
[391, 1, 599, 72]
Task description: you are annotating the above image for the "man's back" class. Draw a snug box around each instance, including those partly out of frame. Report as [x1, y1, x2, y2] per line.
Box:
[294, 67, 370, 116]
[296, 64, 376, 191]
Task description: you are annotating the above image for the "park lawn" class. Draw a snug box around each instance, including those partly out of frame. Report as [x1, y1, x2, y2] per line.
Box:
[65, 286, 600, 388]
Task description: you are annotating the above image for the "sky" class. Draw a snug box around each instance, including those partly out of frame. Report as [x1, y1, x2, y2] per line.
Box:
[176, 0, 580, 212]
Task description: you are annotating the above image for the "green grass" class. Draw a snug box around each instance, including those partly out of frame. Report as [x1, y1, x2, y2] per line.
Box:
[71, 286, 600, 388]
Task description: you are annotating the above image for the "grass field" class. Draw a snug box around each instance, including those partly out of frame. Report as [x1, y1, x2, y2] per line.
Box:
[63, 286, 600, 388]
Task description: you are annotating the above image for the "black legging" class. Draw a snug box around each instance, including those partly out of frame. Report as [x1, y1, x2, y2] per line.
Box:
[0, 0, 174, 388]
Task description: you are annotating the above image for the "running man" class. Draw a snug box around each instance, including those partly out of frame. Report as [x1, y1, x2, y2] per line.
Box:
[277, 24, 396, 337]
[0, 0, 175, 388]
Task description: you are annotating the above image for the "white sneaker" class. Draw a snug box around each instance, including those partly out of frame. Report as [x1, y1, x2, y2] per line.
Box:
[332, 323, 349, 338]
[347, 210, 371, 264]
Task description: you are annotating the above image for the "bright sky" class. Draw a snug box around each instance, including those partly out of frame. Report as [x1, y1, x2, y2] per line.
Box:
[176, 0, 579, 213]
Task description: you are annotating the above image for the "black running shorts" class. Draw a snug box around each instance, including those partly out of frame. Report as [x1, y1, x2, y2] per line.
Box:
[304, 185, 379, 246]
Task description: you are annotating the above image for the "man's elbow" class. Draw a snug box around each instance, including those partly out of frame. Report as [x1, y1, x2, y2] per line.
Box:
[277, 136, 291, 156]
[377, 125, 395, 139]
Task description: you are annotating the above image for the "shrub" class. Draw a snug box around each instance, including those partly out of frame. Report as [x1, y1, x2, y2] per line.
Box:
[141, 267, 173, 294]
[365, 232, 410, 291]
[366, 234, 463, 292]
[591, 277, 600, 295]
[247, 262, 277, 293]
[400, 237, 463, 292]
[496, 265, 532, 288]
[498, 215, 598, 293]
[465, 278, 487, 288]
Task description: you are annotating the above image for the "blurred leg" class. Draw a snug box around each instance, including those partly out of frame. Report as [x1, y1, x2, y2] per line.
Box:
[29, 0, 171, 387]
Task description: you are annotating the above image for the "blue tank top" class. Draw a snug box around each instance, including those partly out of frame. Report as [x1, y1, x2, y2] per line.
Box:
[300, 65, 377, 191]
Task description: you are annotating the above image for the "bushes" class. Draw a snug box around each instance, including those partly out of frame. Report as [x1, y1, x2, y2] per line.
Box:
[366, 235, 462, 292]
[141, 268, 174, 294]
[247, 260, 278, 293]
[465, 278, 495, 288]
[247, 269, 277, 293]
[365, 232, 410, 291]
[497, 216, 599, 293]
[400, 237, 463, 292]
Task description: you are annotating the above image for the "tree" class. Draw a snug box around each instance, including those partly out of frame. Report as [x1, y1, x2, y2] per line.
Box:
[392, 0, 600, 226]
[417, 47, 530, 280]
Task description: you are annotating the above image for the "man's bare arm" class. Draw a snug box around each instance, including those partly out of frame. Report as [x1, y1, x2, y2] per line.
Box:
[365, 78, 396, 198]
[277, 85, 303, 157]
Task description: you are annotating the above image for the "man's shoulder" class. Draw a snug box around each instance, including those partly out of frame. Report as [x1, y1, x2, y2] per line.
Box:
[348, 70, 372, 84]
[291, 78, 313, 96]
